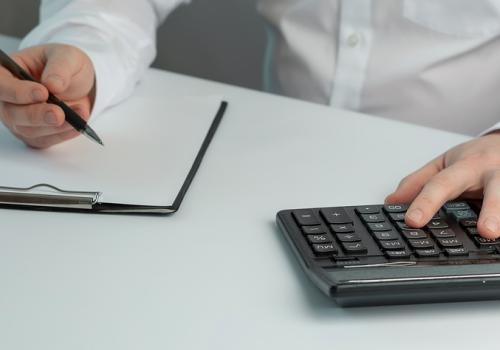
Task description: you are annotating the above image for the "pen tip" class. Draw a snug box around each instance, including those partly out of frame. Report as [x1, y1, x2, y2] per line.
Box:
[83, 126, 104, 146]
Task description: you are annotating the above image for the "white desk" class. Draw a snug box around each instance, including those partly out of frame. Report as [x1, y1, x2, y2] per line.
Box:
[1, 35, 498, 350]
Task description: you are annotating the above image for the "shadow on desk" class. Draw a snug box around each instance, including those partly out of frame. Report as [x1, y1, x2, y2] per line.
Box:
[269, 221, 500, 319]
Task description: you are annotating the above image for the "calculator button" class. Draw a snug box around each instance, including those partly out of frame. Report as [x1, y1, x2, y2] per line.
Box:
[395, 221, 412, 230]
[466, 227, 479, 236]
[401, 229, 427, 239]
[367, 222, 392, 231]
[380, 240, 404, 250]
[330, 224, 355, 233]
[443, 202, 470, 212]
[431, 212, 442, 220]
[415, 248, 440, 257]
[437, 238, 463, 248]
[342, 242, 367, 254]
[385, 250, 411, 259]
[450, 210, 477, 221]
[293, 210, 320, 226]
[474, 237, 500, 247]
[408, 239, 434, 249]
[459, 219, 478, 228]
[307, 234, 334, 244]
[373, 230, 400, 240]
[320, 208, 353, 224]
[302, 226, 326, 235]
[383, 204, 409, 213]
[426, 219, 449, 229]
[312, 243, 338, 256]
[336, 233, 361, 242]
[388, 212, 406, 221]
[445, 247, 469, 256]
[360, 213, 386, 223]
[355, 206, 380, 214]
[430, 228, 456, 239]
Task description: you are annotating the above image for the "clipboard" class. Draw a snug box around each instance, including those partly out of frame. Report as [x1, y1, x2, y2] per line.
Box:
[0, 98, 227, 214]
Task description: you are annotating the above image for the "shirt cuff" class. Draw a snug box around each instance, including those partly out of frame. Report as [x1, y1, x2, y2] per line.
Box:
[20, 15, 155, 119]
[479, 122, 500, 137]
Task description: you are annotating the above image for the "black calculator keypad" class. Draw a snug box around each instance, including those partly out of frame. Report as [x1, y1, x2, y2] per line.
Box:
[284, 201, 500, 267]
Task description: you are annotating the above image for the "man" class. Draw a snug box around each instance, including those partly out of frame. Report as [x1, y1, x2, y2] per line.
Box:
[1, 0, 500, 239]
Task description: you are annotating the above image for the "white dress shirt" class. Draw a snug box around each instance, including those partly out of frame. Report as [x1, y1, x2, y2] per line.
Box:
[21, 0, 500, 135]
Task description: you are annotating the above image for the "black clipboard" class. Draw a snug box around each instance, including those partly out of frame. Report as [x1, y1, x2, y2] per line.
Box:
[0, 101, 227, 215]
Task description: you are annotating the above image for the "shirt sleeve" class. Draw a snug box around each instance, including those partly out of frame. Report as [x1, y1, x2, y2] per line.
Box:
[19, 0, 188, 117]
[479, 122, 500, 136]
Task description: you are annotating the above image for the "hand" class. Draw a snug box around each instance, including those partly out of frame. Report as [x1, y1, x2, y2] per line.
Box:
[0, 44, 95, 148]
[385, 132, 500, 239]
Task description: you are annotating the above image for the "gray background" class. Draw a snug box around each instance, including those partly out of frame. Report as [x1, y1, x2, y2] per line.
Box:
[0, 0, 267, 90]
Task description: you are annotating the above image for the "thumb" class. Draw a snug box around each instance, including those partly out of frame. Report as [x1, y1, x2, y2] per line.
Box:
[41, 45, 94, 99]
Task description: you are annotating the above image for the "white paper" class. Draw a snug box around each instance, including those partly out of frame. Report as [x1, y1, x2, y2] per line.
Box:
[0, 96, 223, 206]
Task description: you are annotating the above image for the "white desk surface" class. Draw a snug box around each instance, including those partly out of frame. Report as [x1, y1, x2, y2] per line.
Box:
[1, 35, 498, 350]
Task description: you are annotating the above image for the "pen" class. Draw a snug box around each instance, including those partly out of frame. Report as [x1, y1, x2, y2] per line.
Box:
[0, 49, 103, 146]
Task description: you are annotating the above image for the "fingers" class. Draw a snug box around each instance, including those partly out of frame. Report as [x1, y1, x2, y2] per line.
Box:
[2, 102, 65, 128]
[404, 162, 477, 228]
[385, 155, 444, 204]
[0, 68, 48, 104]
[41, 45, 94, 99]
[24, 129, 80, 149]
[478, 171, 500, 239]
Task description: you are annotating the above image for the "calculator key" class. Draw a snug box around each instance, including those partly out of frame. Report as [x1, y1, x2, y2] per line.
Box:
[415, 248, 440, 257]
[367, 222, 392, 231]
[380, 240, 404, 250]
[474, 237, 500, 247]
[430, 228, 456, 239]
[431, 212, 442, 220]
[408, 239, 434, 249]
[307, 234, 334, 244]
[437, 238, 463, 248]
[459, 219, 478, 228]
[445, 247, 468, 256]
[355, 206, 380, 214]
[302, 226, 326, 235]
[320, 208, 353, 224]
[342, 242, 367, 254]
[361, 213, 386, 223]
[373, 230, 400, 240]
[450, 210, 477, 221]
[466, 227, 479, 236]
[312, 243, 338, 256]
[388, 212, 406, 221]
[395, 221, 412, 230]
[383, 204, 409, 213]
[443, 201, 470, 212]
[426, 219, 449, 229]
[385, 250, 411, 259]
[330, 224, 355, 233]
[293, 209, 320, 226]
[336, 233, 361, 242]
[401, 229, 427, 239]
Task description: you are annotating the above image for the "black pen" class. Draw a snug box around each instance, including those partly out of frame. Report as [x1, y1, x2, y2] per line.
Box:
[0, 49, 103, 146]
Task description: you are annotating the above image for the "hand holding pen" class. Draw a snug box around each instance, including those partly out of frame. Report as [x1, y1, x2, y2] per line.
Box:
[0, 44, 102, 148]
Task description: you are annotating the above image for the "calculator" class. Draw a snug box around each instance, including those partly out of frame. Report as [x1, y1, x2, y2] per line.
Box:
[276, 201, 500, 306]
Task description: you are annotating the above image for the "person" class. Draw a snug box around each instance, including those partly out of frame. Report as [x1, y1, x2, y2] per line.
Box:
[1, 0, 500, 239]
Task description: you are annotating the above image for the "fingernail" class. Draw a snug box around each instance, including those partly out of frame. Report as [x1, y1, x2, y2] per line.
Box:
[44, 112, 58, 125]
[31, 89, 45, 102]
[407, 209, 423, 223]
[484, 217, 499, 234]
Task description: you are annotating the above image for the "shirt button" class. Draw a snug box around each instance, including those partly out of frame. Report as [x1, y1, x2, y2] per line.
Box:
[347, 33, 361, 47]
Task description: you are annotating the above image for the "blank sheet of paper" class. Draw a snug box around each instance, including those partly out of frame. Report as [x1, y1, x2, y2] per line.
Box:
[0, 96, 222, 206]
